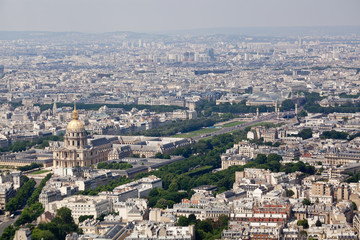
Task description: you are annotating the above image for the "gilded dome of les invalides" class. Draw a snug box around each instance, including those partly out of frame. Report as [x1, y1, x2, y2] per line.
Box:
[66, 105, 85, 132]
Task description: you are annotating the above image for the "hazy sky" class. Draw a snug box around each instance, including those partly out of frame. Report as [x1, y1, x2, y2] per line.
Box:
[0, 0, 359, 33]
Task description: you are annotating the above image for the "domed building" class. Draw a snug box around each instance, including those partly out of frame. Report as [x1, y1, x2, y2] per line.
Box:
[53, 105, 112, 168]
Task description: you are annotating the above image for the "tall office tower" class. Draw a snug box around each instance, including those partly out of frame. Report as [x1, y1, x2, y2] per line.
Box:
[207, 48, 215, 61]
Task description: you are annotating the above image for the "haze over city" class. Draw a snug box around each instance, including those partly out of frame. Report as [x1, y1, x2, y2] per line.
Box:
[0, 0, 359, 33]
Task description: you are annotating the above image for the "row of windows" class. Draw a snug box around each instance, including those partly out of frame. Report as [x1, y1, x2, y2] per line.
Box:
[68, 132, 85, 137]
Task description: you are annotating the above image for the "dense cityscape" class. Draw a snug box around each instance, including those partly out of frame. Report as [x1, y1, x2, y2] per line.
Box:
[0, 25, 360, 240]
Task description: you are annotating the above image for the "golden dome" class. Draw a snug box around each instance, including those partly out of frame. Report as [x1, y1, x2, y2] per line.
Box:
[66, 119, 85, 132]
[66, 104, 85, 132]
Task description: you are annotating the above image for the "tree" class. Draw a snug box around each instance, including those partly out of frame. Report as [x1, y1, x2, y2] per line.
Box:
[320, 130, 348, 140]
[315, 219, 322, 227]
[6, 179, 36, 213]
[217, 215, 229, 228]
[197, 220, 213, 233]
[31, 229, 55, 240]
[254, 154, 267, 164]
[302, 198, 311, 205]
[352, 201, 358, 211]
[33, 207, 80, 240]
[178, 216, 190, 226]
[188, 214, 197, 224]
[96, 214, 106, 221]
[281, 99, 295, 111]
[286, 189, 295, 197]
[298, 128, 313, 139]
[155, 198, 168, 209]
[56, 207, 74, 224]
[298, 110, 308, 118]
[297, 219, 309, 229]
[300, 230, 307, 237]
[168, 182, 179, 192]
[267, 153, 282, 162]
[0, 225, 16, 240]
[79, 215, 93, 223]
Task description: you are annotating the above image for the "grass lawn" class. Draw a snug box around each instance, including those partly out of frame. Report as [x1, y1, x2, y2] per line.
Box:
[173, 127, 220, 138]
[29, 170, 51, 175]
[221, 121, 246, 128]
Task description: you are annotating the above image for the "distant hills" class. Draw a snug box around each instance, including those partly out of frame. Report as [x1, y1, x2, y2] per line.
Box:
[0, 25, 359, 40]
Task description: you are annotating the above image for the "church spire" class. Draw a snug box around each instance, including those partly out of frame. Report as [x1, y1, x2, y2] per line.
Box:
[52, 101, 57, 115]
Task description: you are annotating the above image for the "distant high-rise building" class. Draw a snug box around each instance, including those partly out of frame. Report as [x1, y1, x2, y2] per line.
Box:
[0, 65, 4, 78]
[244, 53, 249, 61]
[184, 52, 195, 62]
[206, 48, 215, 61]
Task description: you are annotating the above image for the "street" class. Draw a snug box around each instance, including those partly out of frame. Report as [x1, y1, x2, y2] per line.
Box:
[0, 210, 21, 236]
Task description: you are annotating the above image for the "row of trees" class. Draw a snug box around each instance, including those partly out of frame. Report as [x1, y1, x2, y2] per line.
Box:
[13, 202, 44, 227]
[300, 91, 360, 113]
[132, 115, 232, 137]
[0, 135, 64, 153]
[320, 130, 360, 141]
[17, 163, 43, 172]
[154, 152, 171, 159]
[195, 100, 275, 116]
[5, 177, 36, 213]
[27, 173, 52, 206]
[295, 91, 360, 114]
[305, 101, 360, 114]
[1, 173, 53, 240]
[339, 93, 360, 98]
[97, 162, 133, 170]
[321, 130, 349, 140]
[349, 132, 360, 141]
[1, 174, 53, 239]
